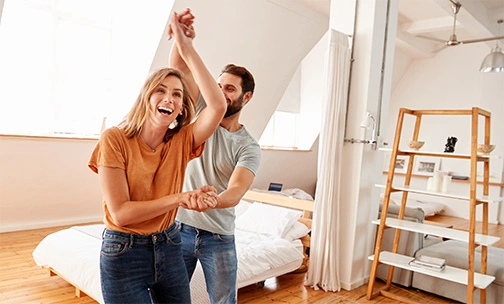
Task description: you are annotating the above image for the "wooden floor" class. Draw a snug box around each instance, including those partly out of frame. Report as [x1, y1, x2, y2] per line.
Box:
[0, 215, 502, 304]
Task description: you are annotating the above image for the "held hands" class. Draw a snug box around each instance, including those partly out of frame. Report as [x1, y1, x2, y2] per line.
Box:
[179, 185, 219, 212]
[168, 8, 195, 41]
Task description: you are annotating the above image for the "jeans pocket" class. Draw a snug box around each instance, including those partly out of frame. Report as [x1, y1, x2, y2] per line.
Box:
[101, 237, 129, 257]
[216, 233, 235, 243]
[166, 230, 183, 247]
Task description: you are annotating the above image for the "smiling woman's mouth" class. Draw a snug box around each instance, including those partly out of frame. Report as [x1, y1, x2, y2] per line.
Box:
[158, 106, 173, 115]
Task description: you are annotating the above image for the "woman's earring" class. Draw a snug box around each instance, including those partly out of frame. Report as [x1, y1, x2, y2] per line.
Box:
[169, 120, 178, 129]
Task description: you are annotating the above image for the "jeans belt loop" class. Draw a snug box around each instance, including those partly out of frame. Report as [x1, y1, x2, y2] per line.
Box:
[163, 230, 170, 243]
[129, 233, 134, 248]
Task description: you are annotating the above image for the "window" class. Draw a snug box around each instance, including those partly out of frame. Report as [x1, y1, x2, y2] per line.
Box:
[0, 0, 171, 138]
[260, 111, 299, 149]
[259, 31, 328, 151]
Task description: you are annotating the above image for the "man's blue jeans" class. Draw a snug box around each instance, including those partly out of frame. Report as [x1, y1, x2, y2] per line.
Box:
[178, 222, 237, 304]
[100, 222, 191, 304]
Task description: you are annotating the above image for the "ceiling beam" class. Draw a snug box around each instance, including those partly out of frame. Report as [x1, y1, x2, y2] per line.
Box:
[395, 30, 438, 59]
[402, 16, 461, 35]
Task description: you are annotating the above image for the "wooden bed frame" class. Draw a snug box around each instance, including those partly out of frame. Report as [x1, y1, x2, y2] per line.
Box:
[49, 268, 91, 299]
[39, 190, 315, 301]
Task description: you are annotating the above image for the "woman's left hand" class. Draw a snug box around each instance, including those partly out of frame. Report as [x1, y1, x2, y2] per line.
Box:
[168, 12, 195, 48]
[179, 186, 219, 212]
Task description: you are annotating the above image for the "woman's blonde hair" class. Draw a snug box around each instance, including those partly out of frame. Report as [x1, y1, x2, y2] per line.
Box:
[118, 68, 195, 141]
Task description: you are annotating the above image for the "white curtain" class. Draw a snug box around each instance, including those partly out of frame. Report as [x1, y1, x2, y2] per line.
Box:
[305, 29, 351, 292]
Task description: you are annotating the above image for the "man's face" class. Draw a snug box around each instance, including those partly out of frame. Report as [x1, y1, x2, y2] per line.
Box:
[218, 73, 244, 118]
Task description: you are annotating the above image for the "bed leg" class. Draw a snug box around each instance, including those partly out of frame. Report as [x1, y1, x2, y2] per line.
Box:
[75, 288, 82, 298]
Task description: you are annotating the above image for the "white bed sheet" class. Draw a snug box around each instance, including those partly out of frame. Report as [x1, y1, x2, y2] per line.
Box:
[33, 224, 304, 304]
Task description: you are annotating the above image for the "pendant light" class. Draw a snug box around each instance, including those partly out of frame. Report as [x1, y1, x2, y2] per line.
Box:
[480, 20, 504, 73]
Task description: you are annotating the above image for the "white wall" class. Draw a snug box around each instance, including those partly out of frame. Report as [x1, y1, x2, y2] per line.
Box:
[0, 137, 103, 232]
[298, 32, 330, 150]
[254, 141, 319, 195]
[386, 42, 504, 223]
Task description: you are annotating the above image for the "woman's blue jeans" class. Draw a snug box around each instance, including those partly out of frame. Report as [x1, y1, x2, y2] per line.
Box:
[100, 222, 191, 304]
[178, 222, 237, 304]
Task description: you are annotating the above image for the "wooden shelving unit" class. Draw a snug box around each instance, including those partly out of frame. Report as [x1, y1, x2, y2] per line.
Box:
[366, 108, 502, 304]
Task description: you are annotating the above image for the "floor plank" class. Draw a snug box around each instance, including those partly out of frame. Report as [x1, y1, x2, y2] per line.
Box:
[0, 216, 501, 303]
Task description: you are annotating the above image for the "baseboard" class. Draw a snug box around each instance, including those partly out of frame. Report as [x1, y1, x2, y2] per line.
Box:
[340, 277, 369, 291]
[0, 216, 103, 233]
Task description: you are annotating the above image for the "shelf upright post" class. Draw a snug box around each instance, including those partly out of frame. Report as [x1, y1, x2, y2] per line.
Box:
[479, 109, 491, 304]
[366, 108, 408, 299]
[467, 108, 479, 303]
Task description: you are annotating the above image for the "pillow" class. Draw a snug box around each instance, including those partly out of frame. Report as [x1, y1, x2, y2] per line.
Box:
[380, 193, 445, 217]
[281, 188, 314, 201]
[283, 221, 310, 242]
[409, 199, 445, 217]
[235, 202, 302, 238]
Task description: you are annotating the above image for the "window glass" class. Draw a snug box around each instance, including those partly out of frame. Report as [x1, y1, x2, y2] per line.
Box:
[0, 0, 113, 136]
[259, 111, 298, 149]
[0, 0, 169, 137]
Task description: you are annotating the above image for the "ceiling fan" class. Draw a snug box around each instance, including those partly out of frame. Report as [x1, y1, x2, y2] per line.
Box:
[419, 0, 504, 47]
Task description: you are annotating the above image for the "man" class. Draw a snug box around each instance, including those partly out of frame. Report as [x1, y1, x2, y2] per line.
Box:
[170, 9, 261, 304]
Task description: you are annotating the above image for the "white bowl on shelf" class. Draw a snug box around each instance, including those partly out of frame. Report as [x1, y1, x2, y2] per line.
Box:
[407, 140, 424, 150]
[477, 144, 495, 156]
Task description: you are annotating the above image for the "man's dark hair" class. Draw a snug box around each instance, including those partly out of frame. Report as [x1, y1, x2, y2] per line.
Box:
[220, 64, 255, 94]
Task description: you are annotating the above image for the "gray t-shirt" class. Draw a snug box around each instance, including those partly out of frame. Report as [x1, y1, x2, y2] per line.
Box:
[176, 95, 261, 235]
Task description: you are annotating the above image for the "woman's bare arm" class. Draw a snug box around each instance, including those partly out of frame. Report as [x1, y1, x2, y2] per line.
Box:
[170, 12, 226, 148]
[98, 166, 216, 227]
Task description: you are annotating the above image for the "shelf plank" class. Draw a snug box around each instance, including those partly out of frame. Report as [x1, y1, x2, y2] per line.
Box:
[398, 150, 472, 159]
[379, 148, 502, 159]
[368, 251, 495, 289]
[380, 171, 504, 187]
[375, 184, 504, 203]
[372, 218, 501, 246]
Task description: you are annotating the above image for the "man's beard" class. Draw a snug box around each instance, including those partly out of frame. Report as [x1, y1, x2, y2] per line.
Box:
[224, 94, 244, 118]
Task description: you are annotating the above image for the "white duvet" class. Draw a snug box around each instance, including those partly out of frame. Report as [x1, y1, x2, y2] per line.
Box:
[33, 224, 303, 304]
[235, 230, 303, 282]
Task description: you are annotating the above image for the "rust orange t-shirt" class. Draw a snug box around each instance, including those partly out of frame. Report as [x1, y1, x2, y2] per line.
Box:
[88, 124, 204, 235]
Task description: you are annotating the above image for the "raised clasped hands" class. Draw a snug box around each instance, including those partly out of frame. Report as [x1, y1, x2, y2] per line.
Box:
[168, 8, 195, 41]
[180, 185, 219, 212]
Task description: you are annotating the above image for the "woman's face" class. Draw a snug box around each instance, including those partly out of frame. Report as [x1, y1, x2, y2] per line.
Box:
[149, 75, 184, 128]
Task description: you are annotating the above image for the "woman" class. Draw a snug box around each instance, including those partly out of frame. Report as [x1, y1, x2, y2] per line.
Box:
[88, 13, 226, 304]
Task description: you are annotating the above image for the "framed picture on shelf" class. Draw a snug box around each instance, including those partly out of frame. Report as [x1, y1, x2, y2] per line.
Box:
[383, 154, 409, 174]
[413, 157, 441, 176]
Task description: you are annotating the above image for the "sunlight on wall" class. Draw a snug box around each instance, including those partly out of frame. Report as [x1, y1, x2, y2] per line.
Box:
[0, 0, 173, 137]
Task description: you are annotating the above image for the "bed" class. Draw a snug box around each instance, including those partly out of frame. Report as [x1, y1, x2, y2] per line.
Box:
[32, 190, 314, 304]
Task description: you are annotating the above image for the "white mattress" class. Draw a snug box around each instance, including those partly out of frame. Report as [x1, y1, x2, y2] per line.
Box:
[33, 224, 304, 304]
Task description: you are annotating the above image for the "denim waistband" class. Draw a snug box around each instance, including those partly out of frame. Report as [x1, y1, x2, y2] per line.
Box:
[178, 222, 215, 235]
[103, 222, 179, 245]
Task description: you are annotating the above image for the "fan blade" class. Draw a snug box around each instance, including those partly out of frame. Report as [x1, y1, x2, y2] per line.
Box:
[434, 44, 449, 52]
[461, 36, 504, 44]
[415, 35, 447, 43]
